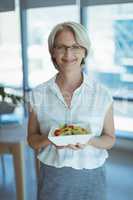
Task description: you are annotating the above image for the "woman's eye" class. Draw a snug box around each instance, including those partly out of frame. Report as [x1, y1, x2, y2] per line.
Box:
[58, 46, 65, 50]
[72, 46, 80, 50]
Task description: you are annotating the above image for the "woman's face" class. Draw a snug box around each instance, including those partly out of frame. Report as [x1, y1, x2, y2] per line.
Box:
[52, 30, 85, 72]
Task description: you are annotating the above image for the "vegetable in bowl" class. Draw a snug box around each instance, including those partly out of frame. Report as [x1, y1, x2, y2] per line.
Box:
[54, 124, 90, 136]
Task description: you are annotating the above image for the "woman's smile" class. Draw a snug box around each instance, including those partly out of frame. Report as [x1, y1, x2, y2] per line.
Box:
[62, 58, 77, 64]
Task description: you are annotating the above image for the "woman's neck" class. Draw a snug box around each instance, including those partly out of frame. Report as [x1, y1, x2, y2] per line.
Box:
[56, 70, 83, 92]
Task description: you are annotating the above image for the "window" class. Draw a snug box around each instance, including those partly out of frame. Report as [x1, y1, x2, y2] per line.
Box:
[27, 5, 79, 87]
[84, 3, 133, 134]
[0, 0, 22, 87]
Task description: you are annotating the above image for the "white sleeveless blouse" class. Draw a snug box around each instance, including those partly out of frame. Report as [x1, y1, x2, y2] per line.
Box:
[29, 72, 113, 169]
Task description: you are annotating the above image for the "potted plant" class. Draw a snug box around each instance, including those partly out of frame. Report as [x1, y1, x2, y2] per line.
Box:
[0, 86, 23, 114]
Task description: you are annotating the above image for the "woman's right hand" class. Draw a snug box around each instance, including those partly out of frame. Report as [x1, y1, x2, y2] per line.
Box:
[52, 143, 78, 150]
[53, 144, 66, 149]
[53, 143, 84, 150]
[67, 144, 84, 150]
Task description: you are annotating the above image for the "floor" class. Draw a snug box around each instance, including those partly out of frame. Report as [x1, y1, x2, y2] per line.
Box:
[0, 138, 133, 200]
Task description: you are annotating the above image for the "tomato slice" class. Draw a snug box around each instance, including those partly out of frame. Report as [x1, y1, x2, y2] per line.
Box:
[67, 125, 74, 129]
[54, 129, 61, 136]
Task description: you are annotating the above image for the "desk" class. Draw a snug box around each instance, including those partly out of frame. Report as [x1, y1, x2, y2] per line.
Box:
[0, 120, 27, 200]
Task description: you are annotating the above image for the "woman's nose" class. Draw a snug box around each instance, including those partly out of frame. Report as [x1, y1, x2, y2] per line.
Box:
[64, 48, 74, 57]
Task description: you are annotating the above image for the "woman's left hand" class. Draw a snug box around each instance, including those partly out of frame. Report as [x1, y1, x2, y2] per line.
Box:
[53, 141, 91, 150]
[67, 142, 88, 150]
[54, 144, 87, 150]
[76, 142, 88, 149]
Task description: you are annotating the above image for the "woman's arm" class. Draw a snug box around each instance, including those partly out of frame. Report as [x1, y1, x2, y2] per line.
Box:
[27, 109, 51, 151]
[87, 104, 116, 149]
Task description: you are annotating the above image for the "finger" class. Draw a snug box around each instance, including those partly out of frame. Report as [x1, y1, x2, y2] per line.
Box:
[55, 145, 66, 149]
[76, 143, 85, 149]
[67, 144, 79, 150]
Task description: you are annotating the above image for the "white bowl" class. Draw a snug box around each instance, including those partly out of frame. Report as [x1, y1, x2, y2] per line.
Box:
[48, 125, 94, 146]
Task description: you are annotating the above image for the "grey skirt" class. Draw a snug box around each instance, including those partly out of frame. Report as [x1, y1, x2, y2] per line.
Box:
[37, 163, 106, 200]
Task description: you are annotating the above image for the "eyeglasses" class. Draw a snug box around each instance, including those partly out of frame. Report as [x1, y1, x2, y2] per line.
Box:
[54, 44, 84, 54]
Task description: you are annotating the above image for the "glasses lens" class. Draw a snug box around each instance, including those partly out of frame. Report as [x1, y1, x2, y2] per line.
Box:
[55, 45, 83, 54]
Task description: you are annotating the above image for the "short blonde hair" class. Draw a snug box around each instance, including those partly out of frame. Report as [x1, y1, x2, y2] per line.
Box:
[48, 21, 91, 68]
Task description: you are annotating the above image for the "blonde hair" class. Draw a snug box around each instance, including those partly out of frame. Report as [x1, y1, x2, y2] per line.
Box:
[48, 21, 91, 68]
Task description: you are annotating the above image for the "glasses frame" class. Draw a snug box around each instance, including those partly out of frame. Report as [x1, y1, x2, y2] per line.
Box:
[54, 44, 84, 54]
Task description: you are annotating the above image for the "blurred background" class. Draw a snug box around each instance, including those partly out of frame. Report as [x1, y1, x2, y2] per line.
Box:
[0, 0, 133, 200]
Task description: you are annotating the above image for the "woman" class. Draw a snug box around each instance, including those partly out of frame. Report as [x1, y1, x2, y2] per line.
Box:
[27, 21, 115, 200]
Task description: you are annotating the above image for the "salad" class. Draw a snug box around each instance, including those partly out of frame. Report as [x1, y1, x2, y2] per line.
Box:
[54, 124, 90, 136]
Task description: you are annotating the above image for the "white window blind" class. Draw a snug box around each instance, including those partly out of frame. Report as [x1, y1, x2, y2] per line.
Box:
[82, 0, 133, 6]
[0, 0, 15, 12]
[21, 0, 77, 9]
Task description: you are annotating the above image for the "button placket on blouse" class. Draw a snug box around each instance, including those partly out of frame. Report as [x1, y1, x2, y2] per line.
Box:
[65, 107, 72, 125]
[70, 86, 82, 109]
[65, 89, 81, 125]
